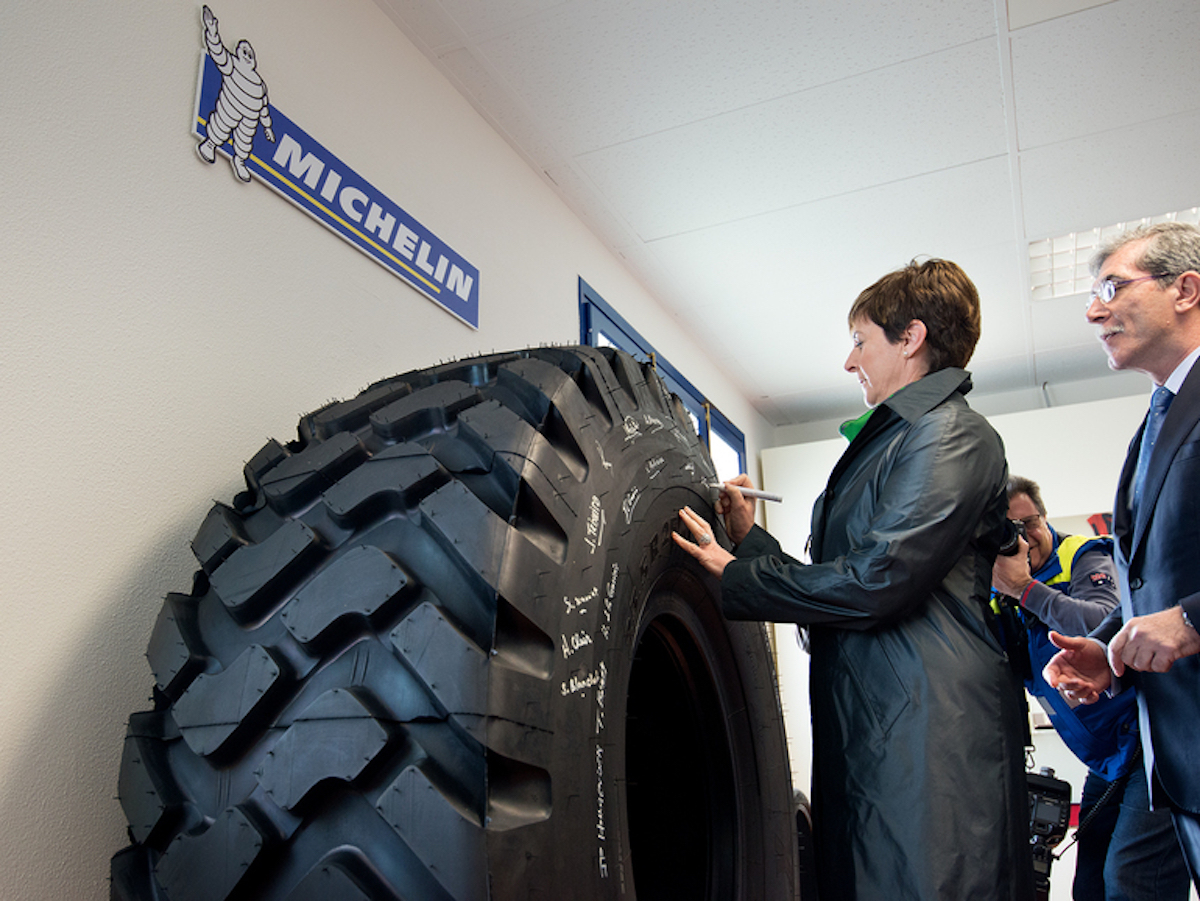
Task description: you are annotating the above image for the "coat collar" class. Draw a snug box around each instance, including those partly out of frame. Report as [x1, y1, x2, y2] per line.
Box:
[813, 368, 974, 562]
[880, 367, 973, 424]
[836, 368, 973, 447]
[839, 367, 973, 465]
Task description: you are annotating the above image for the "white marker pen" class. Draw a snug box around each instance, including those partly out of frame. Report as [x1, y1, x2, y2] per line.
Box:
[707, 483, 784, 503]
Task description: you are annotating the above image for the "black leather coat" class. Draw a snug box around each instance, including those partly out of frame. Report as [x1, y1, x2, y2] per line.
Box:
[722, 368, 1033, 901]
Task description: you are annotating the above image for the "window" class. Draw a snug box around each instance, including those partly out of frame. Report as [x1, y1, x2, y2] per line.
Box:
[578, 278, 746, 481]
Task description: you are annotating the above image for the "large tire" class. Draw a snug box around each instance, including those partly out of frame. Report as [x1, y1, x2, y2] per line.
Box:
[112, 346, 798, 901]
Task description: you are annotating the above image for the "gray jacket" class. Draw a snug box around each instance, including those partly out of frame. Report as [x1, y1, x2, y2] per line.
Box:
[723, 368, 1034, 901]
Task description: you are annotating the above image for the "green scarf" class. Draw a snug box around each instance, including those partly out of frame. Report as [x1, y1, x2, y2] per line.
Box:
[839, 408, 875, 442]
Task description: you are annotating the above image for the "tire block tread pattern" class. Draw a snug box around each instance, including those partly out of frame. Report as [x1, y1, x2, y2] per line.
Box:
[209, 520, 321, 623]
[284, 860, 373, 901]
[146, 593, 208, 697]
[322, 445, 443, 528]
[111, 346, 797, 901]
[369, 381, 480, 443]
[261, 431, 367, 515]
[280, 545, 409, 648]
[376, 765, 489, 901]
[259, 687, 390, 810]
[172, 644, 282, 757]
[154, 805, 266, 901]
[120, 732, 176, 845]
[191, 503, 249, 575]
[302, 379, 415, 443]
[244, 439, 290, 498]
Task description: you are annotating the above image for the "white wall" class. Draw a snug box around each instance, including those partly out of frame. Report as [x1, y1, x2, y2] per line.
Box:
[0, 2, 769, 898]
[760, 392, 1151, 797]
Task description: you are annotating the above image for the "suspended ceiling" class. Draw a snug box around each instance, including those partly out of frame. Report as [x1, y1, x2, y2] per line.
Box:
[375, 0, 1200, 435]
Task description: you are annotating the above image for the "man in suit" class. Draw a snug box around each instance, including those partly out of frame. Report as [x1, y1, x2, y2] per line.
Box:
[1044, 221, 1200, 888]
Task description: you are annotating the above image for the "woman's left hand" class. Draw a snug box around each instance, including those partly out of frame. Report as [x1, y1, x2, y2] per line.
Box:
[673, 506, 736, 578]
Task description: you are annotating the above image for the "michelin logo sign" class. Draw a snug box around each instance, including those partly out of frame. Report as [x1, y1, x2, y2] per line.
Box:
[192, 6, 479, 328]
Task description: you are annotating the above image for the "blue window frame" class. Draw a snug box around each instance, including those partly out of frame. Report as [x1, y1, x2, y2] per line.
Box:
[578, 277, 746, 480]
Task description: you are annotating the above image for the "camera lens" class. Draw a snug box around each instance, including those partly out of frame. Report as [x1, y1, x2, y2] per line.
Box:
[998, 519, 1026, 556]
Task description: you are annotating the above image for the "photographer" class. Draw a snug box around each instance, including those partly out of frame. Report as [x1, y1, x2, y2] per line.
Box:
[993, 476, 1187, 900]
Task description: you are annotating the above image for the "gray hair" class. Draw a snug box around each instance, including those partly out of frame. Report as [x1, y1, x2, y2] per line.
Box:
[1006, 475, 1045, 516]
[1090, 221, 1200, 280]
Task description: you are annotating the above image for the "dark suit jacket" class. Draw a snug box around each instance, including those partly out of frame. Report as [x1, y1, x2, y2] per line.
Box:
[1094, 360, 1200, 812]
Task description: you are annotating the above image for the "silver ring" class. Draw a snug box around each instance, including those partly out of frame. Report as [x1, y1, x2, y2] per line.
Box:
[698, 534, 713, 546]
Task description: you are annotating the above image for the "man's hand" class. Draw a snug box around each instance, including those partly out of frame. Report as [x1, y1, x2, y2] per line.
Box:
[1107, 607, 1200, 675]
[714, 475, 757, 546]
[991, 536, 1034, 598]
[1042, 631, 1112, 704]
[673, 506, 735, 578]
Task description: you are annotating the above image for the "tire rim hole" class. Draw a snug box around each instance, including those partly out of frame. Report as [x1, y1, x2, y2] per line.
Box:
[626, 612, 738, 900]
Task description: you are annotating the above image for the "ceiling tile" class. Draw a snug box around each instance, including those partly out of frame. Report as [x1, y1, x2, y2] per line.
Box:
[436, 0, 571, 39]
[468, 0, 997, 154]
[437, 47, 565, 168]
[1020, 109, 1200, 239]
[1029, 292, 1100, 354]
[645, 157, 1022, 381]
[1007, 0, 1116, 30]
[635, 162, 1031, 424]
[1011, 0, 1200, 150]
[575, 39, 1009, 240]
[377, 0, 1187, 427]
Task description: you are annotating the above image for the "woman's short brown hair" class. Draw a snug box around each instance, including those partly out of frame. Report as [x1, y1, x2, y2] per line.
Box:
[847, 258, 982, 372]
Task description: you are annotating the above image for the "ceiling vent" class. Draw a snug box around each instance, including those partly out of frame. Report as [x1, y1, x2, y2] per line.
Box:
[1030, 207, 1200, 301]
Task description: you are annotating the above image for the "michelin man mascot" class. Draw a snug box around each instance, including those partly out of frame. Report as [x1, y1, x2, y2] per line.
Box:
[196, 5, 275, 182]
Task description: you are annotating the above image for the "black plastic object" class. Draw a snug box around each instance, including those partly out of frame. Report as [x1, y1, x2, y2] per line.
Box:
[110, 346, 798, 900]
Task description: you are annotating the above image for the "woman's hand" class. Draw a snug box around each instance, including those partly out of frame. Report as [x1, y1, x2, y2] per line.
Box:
[715, 474, 757, 545]
[673, 506, 735, 578]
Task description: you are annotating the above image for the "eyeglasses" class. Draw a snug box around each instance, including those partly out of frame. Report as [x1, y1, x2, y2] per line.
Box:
[1088, 274, 1161, 306]
[1011, 514, 1044, 532]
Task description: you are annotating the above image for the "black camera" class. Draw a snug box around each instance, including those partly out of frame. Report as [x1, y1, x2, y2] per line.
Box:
[998, 517, 1028, 557]
[1027, 767, 1071, 898]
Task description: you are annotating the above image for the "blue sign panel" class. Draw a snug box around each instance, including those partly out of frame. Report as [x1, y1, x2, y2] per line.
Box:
[192, 26, 479, 328]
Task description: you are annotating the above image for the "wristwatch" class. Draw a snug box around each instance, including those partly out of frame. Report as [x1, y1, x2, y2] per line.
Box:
[1183, 607, 1198, 633]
